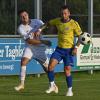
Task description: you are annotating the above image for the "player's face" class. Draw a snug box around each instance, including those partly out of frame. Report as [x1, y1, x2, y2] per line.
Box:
[20, 11, 29, 24]
[61, 9, 70, 20]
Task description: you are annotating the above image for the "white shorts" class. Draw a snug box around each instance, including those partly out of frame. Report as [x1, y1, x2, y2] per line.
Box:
[22, 45, 48, 64]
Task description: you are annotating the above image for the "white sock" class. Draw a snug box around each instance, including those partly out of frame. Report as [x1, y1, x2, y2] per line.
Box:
[20, 66, 26, 85]
[68, 87, 72, 91]
[50, 81, 55, 87]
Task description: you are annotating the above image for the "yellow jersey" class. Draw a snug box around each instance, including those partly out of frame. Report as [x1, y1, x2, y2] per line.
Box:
[49, 18, 82, 48]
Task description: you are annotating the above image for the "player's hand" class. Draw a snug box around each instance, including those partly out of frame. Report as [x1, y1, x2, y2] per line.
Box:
[72, 47, 77, 56]
[34, 31, 41, 39]
[41, 40, 52, 47]
[31, 32, 35, 37]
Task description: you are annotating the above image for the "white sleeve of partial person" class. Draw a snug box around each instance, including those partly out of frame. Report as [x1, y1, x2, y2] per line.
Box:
[38, 19, 44, 25]
[31, 19, 44, 25]
[34, 19, 44, 26]
[36, 19, 44, 32]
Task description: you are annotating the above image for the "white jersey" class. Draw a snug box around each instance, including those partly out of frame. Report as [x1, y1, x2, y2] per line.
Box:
[18, 19, 44, 41]
[17, 19, 48, 64]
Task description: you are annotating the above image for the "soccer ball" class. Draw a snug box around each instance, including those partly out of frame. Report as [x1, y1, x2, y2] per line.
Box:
[79, 32, 91, 45]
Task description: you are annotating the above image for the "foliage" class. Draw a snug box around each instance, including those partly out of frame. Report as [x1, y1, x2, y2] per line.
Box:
[0, 0, 100, 35]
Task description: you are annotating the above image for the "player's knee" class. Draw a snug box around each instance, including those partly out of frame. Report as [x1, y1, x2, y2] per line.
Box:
[21, 61, 27, 66]
[64, 66, 71, 76]
[48, 65, 54, 71]
[21, 57, 30, 66]
[21, 59, 28, 66]
[48, 58, 57, 71]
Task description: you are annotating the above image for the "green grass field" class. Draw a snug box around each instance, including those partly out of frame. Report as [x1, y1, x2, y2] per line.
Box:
[0, 71, 100, 100]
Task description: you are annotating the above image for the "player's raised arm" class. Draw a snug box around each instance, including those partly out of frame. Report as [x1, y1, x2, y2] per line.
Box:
[26, 37, 52, 47]
[74, 20, 82, 46]
[39, 22, 49, 31]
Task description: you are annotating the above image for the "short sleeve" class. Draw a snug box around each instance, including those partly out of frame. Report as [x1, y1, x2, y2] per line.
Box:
[74, 21, 82, 36]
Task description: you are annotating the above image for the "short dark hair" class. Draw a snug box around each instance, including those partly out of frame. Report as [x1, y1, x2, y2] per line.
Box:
[61, 5, 70, 11]
[18, 9, 28, 15]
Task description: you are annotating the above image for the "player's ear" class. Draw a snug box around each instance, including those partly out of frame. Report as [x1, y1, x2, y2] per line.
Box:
[68, 11, 70, 16]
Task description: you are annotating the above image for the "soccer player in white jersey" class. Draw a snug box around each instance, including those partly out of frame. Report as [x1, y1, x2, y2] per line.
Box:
[14, 10, 51, 91]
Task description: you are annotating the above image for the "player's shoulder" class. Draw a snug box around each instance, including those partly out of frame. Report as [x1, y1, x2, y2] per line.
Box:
[51, 17, 61, 21]
[71, 19, 79, 24]
[70, 19, 78, 23]
[70, 19, 79, 25]
[49, 18, 61, 25]
[18, 24, 24, 31]
[18, 24, 25, 30]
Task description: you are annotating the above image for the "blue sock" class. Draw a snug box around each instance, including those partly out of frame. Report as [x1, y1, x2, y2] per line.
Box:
[48, 71, 54, 82]
[66, 75, 72, 88]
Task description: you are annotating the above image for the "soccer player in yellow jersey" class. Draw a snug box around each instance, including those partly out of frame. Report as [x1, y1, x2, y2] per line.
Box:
[44, 5, 82, 96]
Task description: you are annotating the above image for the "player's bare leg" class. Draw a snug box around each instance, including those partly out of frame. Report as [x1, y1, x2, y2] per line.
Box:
[14, 57, 30, 91]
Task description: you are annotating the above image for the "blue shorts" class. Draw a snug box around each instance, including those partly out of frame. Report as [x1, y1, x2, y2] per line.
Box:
[50, 47, 74, 66]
